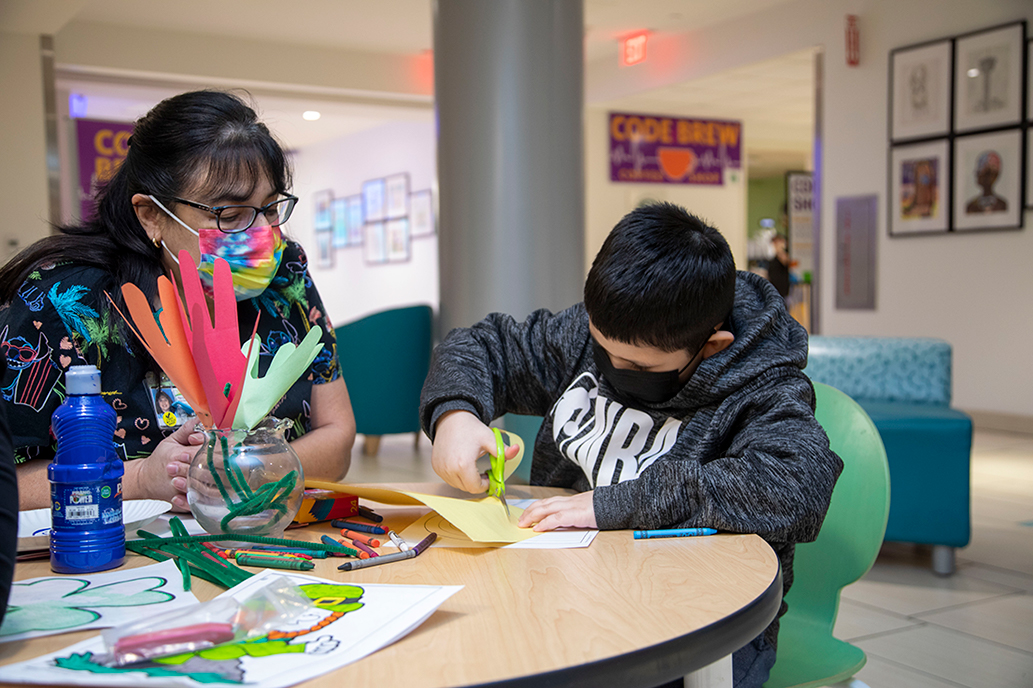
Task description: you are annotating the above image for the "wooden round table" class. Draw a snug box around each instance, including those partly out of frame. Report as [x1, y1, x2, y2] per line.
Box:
[1, 484, 782, 688]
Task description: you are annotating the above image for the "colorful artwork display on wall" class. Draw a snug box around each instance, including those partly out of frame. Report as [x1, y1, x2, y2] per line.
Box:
[309, 176, 434, 269]
[886, 20, 1027, 236]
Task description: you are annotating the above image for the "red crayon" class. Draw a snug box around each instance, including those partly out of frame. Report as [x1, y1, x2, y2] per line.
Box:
[340, 529, 382, 548]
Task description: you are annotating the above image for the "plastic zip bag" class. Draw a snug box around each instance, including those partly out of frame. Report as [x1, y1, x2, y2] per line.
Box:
[99, 576, 311, 666]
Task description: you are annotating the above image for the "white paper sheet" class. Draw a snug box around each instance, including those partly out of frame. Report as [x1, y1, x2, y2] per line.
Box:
[0, 569, 461, 688]
[0, 560, 199, 644]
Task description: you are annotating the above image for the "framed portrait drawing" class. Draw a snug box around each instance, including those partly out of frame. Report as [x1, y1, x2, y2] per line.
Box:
[385, 218, 411, 262]
[364, 222, 386, 264]
[331, 197, 349, 248]
[346, 195, 364, 245]
[890, 39, 952, 141]
[315, 229, 334, 269]
[888, 139, 950, 236]
[363, 179, 386, 223]
[313, 189, 333, 231]
[410, 189, 435, 238]
[1027, 129, 1033, 209]
[954, 22, 1025, 133]
[953, 128, 1023, 231]
[1028, 39, 1033, 122]
[385, 173, 409, 219]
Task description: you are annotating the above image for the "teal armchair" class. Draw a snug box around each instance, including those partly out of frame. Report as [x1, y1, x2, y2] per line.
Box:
[335, 305, 433, 456]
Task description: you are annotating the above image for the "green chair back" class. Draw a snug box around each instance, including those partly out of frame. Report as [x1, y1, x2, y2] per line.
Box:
[764, 382, 890, 688]
[335, 305, 433, 437]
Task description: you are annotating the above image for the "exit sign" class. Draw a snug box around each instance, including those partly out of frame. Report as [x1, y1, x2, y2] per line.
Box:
[620, 32, 648, 67]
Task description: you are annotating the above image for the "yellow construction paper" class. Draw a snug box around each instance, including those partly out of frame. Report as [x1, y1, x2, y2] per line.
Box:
[305, 481, 537, 544]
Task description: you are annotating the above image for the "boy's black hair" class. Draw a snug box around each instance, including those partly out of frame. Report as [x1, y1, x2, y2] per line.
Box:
[584, 202, 735, 353]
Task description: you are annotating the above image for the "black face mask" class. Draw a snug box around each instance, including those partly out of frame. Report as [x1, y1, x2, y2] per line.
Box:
[592, 340, 698, 405]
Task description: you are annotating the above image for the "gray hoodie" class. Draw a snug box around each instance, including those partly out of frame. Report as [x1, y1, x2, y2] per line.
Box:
[420, 271, 843, 647]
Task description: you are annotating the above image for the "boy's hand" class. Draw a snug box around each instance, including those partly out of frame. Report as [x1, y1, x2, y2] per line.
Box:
[518, 491, 597, 531]
[431, 410, 520, 494]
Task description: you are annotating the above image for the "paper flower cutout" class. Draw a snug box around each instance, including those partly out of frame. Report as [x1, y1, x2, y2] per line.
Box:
[112, 251, 323, 431]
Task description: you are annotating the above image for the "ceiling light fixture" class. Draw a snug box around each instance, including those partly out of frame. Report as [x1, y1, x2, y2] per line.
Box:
[966, 68, 979, 78]
[303, 110, 321, 121]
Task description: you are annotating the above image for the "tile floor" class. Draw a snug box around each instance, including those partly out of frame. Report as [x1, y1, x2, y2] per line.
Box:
[347, 429, 1033, 688]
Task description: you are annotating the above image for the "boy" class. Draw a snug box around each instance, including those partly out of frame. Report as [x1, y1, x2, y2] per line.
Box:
[419, 202, 842, 687]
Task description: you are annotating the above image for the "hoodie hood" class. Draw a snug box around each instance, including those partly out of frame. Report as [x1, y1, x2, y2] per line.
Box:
[660, 271, 809, 409]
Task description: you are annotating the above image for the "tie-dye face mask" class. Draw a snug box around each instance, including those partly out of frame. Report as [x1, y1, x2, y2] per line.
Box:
[149, 195, 285, 301]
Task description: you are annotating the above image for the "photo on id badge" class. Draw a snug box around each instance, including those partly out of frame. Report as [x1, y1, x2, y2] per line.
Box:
[147, 372, 194, 430]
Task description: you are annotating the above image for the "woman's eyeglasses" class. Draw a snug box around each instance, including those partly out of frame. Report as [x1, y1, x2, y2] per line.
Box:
[169, 195, 298, 233]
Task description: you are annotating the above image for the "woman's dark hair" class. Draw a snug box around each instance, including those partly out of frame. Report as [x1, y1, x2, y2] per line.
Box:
[584, 202, 735, 353]
[0, 90, 292, 311]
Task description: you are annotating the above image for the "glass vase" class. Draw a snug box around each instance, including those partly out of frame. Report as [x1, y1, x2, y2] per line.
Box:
[186, 416, 304, 541]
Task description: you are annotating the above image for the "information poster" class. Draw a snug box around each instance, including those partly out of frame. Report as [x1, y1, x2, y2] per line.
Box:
[76, 119, 134, 221]
[609, 112, 741, 185]
[786, 171, 814, 276]
[835, 195, 877, 310]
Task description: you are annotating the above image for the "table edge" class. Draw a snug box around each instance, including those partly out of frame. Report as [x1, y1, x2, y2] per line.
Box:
[465, 560, 784, 688]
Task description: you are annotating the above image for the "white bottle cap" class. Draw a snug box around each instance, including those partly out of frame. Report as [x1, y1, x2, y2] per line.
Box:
[65, 365, 102, 395]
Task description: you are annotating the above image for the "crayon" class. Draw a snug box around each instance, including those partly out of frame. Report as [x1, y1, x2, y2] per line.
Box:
[357, 505, 383, 523]
[235, 553, 315, 571]
[331, 519, 388, 535]
[339, 529, 382, 548]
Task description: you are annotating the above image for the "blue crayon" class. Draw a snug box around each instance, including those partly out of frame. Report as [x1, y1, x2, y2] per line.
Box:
[633, 528, 718, 540]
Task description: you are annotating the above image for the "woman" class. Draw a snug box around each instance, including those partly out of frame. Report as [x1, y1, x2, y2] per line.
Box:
[0, 90, 355, 511]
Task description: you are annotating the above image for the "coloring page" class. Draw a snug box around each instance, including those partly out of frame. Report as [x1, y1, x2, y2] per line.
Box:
[0, 560, 199, 644]
[1, 569, 461, 687]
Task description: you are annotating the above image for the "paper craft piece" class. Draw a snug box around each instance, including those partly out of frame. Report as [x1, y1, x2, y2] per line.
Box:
[176, 253, 251, 428]
[0, 560, 199, 643]
[305, 481, 537, 544]
[400, 509, 598, 550]
[230, 325, 323, 430]
[116, 278, 213, 427]
[0, 569, 461, 688]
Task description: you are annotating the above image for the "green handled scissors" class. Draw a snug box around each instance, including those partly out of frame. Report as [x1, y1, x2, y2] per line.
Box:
[487, 427, 510, 516]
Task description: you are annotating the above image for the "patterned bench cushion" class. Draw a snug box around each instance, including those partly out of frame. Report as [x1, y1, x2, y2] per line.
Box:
[805, 336, 952, 406]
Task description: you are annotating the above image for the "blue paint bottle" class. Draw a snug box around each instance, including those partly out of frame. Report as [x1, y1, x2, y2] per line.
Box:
[49, 365, 125, 573]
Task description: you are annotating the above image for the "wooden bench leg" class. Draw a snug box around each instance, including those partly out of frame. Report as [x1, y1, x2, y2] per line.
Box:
[362, 435, 382, 457]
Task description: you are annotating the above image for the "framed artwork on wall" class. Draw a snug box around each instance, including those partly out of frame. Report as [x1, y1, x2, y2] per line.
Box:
[315, 230, 334, 269]
[346, 195, 364, 245]
[953, 21, 1026, 133]
[385, 218, 411, 262]
[331, 197, 349, 248]
[363, 178, 386, 223]
[1028, 39, 1033, 122]
[1027, 128, 1033, 209]
[313, 189, 333, 231]
[364, 222, 386, 264]
[410, 189, 435, 238]
[385, 173, 410, 219]
[888, 138, 950, 236]
[953, 128, 1023, 231]
[890, 39, 953, 141]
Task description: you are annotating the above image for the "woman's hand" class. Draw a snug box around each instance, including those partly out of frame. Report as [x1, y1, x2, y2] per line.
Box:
[124, 418, 205, 511]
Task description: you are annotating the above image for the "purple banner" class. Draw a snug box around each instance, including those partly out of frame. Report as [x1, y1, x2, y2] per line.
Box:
[76, 119, 134, 221]
[609, 112, 741, 185]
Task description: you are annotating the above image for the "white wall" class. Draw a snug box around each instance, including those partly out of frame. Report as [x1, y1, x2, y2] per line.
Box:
[585, 107, 747, 270]
[586, 0, 1033, 419]
[0, 32, 51, 255]
[291, 119, 438, 328]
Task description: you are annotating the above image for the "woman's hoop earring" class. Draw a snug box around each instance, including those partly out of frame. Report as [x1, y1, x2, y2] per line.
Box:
[151, 236, 161, 248]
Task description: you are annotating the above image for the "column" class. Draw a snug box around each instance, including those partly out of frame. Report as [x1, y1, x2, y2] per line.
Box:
[434, 0, 585, 334]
